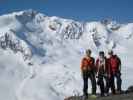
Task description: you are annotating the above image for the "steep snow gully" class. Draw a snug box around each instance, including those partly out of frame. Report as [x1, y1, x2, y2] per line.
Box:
[0, 10, 133, 100]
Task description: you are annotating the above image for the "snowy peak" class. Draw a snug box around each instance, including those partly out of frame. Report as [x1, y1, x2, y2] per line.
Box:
[15, 9, 38, 24]
[0, 10, 133, 58]
[101, 18, 121, 30]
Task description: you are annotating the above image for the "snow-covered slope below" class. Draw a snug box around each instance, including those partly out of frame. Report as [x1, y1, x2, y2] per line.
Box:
[0, 9, 133, 100]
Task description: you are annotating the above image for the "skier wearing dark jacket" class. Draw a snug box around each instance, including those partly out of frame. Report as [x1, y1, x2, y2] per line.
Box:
[81, 49, 97, 98]
[107, 50, 122, 94]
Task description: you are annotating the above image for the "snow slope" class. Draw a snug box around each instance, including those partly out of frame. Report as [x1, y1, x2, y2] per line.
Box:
[0, 9, 133, 100]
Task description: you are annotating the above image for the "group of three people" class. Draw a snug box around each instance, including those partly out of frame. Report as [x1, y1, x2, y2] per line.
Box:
[81, 49, 122, 98]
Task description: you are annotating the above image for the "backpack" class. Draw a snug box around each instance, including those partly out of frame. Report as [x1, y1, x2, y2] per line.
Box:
[81, 57, 95, 71]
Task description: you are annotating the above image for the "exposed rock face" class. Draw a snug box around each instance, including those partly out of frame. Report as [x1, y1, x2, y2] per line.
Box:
[65, 86, 133, 100]
[65, 93, 133, 100]
[125, 86, 133, 93]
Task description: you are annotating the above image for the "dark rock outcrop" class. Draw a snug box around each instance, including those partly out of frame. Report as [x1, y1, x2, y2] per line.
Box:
[65, 86, 133, 100]
[125, 85, 133, 93]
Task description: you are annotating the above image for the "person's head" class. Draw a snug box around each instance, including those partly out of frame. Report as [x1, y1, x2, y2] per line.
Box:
[99, 51, 105, 58]
[86, 49, 92, 57]
[108, 50, 113, 56]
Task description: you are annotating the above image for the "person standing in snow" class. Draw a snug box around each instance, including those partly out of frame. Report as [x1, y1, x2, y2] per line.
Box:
[80, 49, 97, 98]
[107, 50, 122, 94]
[96, 51, 108, 96]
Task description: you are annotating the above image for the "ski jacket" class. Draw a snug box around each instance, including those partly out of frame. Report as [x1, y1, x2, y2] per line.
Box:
[108, 55, 121, 74]
[81, 56, 95, 71]
[96, 57, 109, 75]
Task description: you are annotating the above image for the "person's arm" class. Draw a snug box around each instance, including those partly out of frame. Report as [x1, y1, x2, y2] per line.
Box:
[81, 58, 87, 73]
[107, 59, 111, 78]
[104, 59, 106, 73]
[118, 57, 121, 71]
[80, 58, 84, 72]
[96, 59, 99, 77]
[91, 57, 96, 72]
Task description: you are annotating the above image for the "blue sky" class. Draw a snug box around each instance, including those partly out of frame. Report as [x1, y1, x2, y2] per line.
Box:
[0, 0, 133, 22]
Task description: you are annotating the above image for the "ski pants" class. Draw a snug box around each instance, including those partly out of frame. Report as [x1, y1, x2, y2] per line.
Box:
[105, 75, 116, 94]
[97, 74, 105, 95]
[113, 71, 122, 91]
[82, 70, 96, 96]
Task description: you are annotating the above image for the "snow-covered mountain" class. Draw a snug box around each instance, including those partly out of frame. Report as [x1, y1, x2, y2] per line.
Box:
[0, 9, 133, 100]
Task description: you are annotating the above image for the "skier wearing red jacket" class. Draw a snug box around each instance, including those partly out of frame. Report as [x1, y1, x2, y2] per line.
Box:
[107, 50, 122, 94]
[96, 51, 115, 96]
